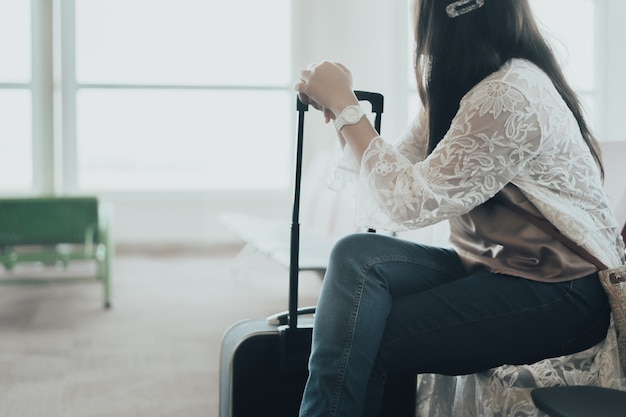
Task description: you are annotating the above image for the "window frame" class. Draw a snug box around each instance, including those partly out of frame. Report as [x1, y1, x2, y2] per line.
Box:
[0, 0, 52, 194]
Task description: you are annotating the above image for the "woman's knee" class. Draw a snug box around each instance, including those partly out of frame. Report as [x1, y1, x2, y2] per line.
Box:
[329, 233, 386, 264]
[325, 233, 397, 289]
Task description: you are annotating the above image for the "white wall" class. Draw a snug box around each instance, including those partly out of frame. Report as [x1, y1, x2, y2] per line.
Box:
[603, 0, 626, 142]
[109, 0, 626, 249]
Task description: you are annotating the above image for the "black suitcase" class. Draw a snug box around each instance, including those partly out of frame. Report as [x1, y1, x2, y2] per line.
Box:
[219, 91, 417, 417]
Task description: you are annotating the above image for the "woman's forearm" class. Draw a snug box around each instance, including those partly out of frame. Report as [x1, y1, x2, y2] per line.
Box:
[337, 116, 379, 162]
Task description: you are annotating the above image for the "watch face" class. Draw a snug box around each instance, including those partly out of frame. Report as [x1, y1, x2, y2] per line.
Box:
[344, 107, 361, 123]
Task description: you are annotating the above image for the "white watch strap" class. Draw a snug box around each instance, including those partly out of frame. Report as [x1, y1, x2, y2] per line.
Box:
[334, 105, 366, 131]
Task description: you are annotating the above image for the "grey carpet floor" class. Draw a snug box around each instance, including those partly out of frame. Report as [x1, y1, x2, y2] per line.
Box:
[0, 247, 322, 417]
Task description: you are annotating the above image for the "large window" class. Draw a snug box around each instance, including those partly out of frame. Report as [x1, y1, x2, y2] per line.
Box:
[72, 0, 292, 191]
[1, 0, 292, 194]
[0, 0, 32, 191]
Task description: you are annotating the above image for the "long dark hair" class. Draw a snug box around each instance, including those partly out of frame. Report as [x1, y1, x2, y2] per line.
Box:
[414, 0, 603, 177]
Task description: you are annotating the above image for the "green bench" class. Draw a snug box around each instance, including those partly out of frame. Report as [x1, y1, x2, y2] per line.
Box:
[0, 197, 113, 308]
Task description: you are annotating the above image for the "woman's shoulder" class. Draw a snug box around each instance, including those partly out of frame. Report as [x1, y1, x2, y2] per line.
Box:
[484, 58, 554, 90]
[463, 58, 557, 107]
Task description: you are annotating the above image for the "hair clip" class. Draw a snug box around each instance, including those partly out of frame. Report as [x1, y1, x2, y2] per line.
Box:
[446, 0, 485, 18]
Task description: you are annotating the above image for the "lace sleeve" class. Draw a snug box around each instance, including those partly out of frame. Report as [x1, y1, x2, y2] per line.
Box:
[328, 110, 428, 192]
[394, 110, 429, 164]
[355, 80, 542, 231]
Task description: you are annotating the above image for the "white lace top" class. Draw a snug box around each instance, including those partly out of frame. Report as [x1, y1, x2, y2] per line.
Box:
[334, 59, 625, 268]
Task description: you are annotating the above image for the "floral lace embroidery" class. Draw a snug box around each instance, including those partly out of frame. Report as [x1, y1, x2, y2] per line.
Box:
[476, 81, 525, 118]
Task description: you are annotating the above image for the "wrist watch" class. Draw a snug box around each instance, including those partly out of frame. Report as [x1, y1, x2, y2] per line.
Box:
[334, 105, 366, 131]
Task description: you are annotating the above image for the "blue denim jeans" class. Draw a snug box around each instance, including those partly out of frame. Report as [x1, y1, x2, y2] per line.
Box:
[298, 233, 610, 417]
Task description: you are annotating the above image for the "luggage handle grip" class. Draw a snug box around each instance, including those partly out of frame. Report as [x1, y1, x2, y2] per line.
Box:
[297, 90, 384, 113]
[297, 90, 384, 133]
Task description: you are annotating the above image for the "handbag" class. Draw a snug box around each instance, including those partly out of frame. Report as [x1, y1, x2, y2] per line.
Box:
[497, 196, 626, 372]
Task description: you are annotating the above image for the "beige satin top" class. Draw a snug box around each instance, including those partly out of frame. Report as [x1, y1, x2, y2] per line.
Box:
[449, 184, 598, 282]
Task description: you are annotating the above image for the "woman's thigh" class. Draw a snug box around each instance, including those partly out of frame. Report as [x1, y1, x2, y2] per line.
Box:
[326, 232, 467, 297]
[375, 270, 610, 376]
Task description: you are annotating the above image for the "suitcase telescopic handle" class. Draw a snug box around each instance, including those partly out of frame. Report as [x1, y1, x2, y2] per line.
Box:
[289, 91, 384, 330]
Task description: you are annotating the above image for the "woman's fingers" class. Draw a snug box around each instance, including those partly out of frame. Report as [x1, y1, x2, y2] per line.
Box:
[296, 60, 355, 116]
[334, 62, 351, 74]
[299, 68, 312, 82]
[294, 89, 325, 113]
[323, 108, 335, 124]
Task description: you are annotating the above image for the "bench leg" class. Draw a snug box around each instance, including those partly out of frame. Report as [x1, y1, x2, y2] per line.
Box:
[99, 247, 113, 309]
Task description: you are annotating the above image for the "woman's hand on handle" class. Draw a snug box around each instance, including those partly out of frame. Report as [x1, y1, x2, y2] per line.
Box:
[295, 61, 359, 119]
[295, 61, 379, 160]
